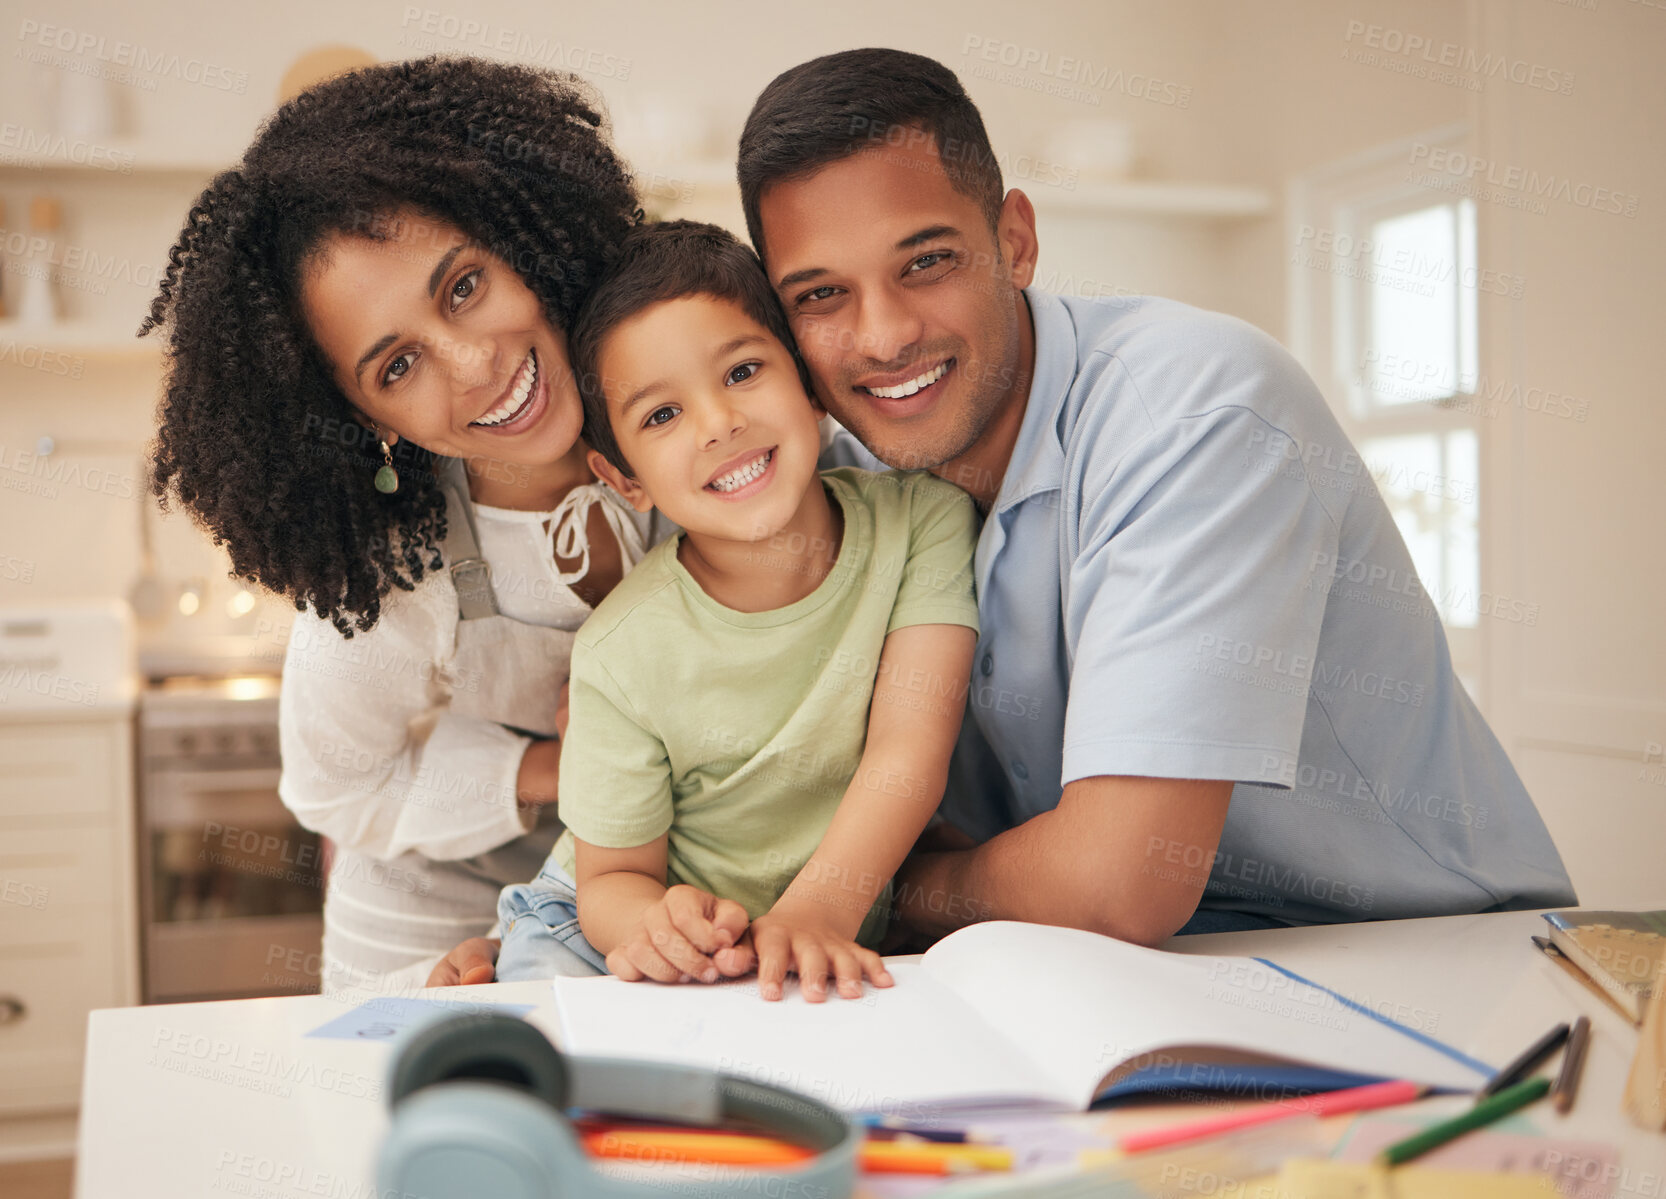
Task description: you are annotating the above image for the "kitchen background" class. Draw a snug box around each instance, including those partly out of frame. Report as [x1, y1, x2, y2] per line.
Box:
[0, 0, 1661, 1170]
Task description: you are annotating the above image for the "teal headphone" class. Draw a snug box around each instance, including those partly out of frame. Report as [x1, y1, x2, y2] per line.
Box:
[378, 1013, 859, 1198]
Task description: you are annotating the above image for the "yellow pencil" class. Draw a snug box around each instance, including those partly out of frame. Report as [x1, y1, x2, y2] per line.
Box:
[860, 1141, 1016, 1173]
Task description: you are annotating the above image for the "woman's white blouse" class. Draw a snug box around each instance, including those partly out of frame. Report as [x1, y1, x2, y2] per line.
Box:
[277, 486, 652, 862]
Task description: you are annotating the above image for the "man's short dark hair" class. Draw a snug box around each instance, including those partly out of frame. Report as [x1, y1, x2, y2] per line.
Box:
[570, 220, 811, 476]
[738, 48, 1005, 260]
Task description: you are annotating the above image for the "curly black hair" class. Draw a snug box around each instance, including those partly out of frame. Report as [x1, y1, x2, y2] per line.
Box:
[142, 56, 640, 635]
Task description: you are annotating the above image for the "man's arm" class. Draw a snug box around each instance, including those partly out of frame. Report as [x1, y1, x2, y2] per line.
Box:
[892, 775, 1233, 948]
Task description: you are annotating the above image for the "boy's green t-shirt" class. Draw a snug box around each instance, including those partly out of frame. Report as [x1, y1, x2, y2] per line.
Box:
[551, 468, 981, 948]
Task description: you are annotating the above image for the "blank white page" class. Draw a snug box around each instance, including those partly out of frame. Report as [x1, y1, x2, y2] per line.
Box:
[550, 963, 1077, 1115]
[919, 922, 1488, 1104]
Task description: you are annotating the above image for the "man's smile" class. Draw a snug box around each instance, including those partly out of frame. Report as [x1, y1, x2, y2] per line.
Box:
[857, 359, 953, 399]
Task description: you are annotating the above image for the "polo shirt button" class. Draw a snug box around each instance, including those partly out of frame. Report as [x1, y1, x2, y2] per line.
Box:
[980, 653, 994, 676]
[1011, 761, 1029, 781]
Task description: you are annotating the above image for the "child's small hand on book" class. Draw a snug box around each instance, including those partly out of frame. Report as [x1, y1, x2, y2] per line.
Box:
[745, 910, 894, 1003]
[604, 884, 754, 985]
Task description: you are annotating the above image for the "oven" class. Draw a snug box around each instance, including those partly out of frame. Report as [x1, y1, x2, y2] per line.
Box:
[137, 675, 324, 1002]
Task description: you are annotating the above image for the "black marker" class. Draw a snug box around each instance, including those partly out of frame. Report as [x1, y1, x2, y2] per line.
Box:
[1479, 1021, 1570, 1098]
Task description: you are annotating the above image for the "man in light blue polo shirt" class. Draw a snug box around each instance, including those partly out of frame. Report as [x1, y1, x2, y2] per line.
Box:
[739, 48, 1575, 946]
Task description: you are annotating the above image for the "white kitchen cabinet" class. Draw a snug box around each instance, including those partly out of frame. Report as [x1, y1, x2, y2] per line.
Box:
[0, 711, 138, 1120]
[0, 606, 139, 1158]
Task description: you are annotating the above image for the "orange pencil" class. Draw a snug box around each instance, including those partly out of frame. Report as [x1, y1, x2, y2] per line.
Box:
[581, 1129, 811, 1166]
[579, 1127, 1014, 1175]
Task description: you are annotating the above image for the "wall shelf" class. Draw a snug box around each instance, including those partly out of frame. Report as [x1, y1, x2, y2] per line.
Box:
[0, 141, 231, 176]
[0, 321, 161, 363]
[642, 159, 1271, 222]
[1035, 181, 1272, 220]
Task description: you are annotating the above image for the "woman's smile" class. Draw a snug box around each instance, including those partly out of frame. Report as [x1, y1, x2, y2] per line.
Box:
[470, 348, 545, 432]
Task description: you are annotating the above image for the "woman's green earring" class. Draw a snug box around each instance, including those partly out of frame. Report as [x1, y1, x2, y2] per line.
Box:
[374, 437, 400, 494]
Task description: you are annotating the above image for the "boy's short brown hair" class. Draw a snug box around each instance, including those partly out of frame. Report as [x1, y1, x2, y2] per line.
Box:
[570, 220, 812, 476]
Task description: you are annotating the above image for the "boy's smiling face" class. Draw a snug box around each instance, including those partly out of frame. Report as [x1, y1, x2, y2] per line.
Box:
[591, 294, 824, 543]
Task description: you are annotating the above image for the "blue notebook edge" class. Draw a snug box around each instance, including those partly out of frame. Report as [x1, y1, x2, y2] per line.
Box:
[1091, 956, 1495, 1104]
[1095, 1064, 1392, 1104]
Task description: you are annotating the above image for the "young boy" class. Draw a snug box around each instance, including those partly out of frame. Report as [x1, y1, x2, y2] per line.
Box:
[494, 221, 980, 1001]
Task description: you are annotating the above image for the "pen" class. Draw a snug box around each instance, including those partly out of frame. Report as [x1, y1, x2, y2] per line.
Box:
[1377, 1077, 1551, 1166]
[1479, 1021, 1570, 1097]
[1552, 1016, 1591, 1113]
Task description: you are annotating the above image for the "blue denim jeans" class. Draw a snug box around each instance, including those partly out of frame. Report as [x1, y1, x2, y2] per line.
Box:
[1174, 908, 1295, 935]
[496, 863, 608, 982]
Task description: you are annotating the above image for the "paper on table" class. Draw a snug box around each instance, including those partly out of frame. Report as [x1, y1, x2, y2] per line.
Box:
[551, 963, 1077, 1116]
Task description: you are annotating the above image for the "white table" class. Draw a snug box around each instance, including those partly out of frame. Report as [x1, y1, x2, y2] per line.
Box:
[77, 907, 1666, 1196]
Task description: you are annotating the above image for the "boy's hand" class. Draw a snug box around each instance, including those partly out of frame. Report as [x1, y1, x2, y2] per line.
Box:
[606, 885, 752, 984]
[746, 913, 893, 1003]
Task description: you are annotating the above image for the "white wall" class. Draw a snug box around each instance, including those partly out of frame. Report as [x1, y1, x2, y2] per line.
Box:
[1471, 0, 1665, 907]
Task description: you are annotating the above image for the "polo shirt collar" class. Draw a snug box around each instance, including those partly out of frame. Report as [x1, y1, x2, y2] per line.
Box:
[991, 287, 1071, 516]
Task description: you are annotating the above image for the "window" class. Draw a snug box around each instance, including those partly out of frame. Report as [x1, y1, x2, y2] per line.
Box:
[1288, 126, 1482, 692]
[1358, 202, 1477, 409]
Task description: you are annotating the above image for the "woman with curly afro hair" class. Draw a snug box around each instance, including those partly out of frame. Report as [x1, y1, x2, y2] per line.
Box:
[143, 55, 656, 996]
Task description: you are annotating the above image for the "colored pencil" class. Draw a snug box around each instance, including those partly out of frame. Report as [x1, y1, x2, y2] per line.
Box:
[864, 1126, 972, 1144]
[1118, 1079, 1427, 1154]
[1479, 1021, 1570, 1097]
[1552, 1016, 1591, 1113]
[860, 1143, 1014, 1174]
[858, 1114, 986, 1142]
[579, 1127, 1014, 1175]
[581, 1130, 810, 1166]
[1376, 1076, 1551, 1166]
[581, 1117, 968, 1144]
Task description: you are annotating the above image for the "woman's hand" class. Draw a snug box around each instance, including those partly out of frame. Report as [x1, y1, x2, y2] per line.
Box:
[605, 885, 753, 984]
[515, 685, 571, 808]
[746, 912, 893, 1003]
[515, 739, 562, 807]
[426, 937, 500, 986]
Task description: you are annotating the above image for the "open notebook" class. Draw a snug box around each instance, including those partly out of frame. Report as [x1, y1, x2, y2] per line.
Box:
[551, 921, 1493, 1117]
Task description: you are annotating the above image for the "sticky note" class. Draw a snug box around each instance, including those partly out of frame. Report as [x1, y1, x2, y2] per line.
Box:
[1276, 1158, 1561, 1199]
[305, 996, 534, 1041]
